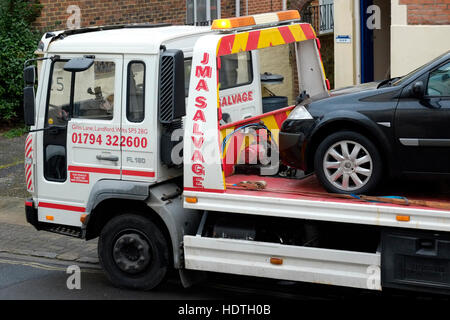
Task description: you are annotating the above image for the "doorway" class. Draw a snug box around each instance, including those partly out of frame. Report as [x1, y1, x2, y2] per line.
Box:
[360, 0, 391, 83]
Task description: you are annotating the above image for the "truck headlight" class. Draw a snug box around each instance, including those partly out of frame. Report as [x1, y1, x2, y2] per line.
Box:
[287, 105, 313, 120]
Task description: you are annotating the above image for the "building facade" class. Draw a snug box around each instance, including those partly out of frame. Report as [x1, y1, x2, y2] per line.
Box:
[334, 0, 450, 88]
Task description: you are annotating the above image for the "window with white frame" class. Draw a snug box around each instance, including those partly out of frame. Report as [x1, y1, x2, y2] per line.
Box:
[186, 0, 221, 25]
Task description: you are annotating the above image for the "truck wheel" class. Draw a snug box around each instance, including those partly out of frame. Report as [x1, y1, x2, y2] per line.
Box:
[98, 213, 169, 290]
[314, 131, 382, 195]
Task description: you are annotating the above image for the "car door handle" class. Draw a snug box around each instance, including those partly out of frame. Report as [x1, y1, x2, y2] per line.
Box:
[96, 154, 119, 162]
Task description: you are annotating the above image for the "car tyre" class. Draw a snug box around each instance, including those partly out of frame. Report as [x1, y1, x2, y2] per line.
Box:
[98, 213, 169, 290]
[314, 131, 382, 194]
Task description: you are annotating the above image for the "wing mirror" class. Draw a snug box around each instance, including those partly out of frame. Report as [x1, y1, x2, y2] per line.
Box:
[23, 65, 37, 126]
[24, 65, 36, 85]
[411, 81, 425, 98]
[23, 86, 36, 126]
[64, 57, 94, 72]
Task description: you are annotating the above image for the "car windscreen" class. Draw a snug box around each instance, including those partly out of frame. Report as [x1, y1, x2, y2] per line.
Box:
[392, 52, 449, 86]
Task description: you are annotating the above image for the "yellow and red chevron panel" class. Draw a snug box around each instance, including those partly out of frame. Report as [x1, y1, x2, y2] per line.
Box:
[25, 133, 34, 192]
[216, 23, 317, 56]
[220, 105, 294, 175]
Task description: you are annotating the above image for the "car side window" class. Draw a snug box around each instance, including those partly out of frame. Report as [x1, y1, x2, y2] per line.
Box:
[427, 62, 450, 97]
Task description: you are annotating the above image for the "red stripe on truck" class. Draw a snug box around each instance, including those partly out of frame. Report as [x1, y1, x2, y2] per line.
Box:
[68, 165, 120, 175]
[68, 165, 155, 178]
[38, 202, 86, 212]
[122, 170, 155, 177]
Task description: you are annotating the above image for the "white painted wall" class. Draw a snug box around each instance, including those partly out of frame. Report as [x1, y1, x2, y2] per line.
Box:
[334, 0, 357, 88]
[390, 0, 450, 77]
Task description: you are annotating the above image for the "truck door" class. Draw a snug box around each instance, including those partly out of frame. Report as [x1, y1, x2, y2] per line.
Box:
[36, 55, 123, 226]
[120, 56, 157, 182]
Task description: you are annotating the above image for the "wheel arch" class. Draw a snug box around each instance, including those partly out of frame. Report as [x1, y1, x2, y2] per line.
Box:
[84, 180, 203, 269]
[306, 115, 393, 174]
[85, 198, 175, 265]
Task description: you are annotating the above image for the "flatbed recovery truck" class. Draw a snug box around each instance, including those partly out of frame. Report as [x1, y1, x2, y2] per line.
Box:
[22, 10, 450, 294]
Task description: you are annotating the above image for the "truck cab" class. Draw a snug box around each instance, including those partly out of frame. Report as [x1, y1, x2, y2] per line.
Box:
[24, 12, 326, 235]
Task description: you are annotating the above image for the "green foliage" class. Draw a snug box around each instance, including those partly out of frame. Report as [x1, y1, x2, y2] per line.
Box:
[0, 0, 42, 123]
[2, 125, 28, 138]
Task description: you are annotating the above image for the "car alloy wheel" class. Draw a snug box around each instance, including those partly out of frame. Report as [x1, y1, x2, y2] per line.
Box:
[322, 140, 373, 192]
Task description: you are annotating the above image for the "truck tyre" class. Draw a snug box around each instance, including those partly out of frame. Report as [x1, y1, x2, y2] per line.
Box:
[98, 213, 169, 290]
[314, 131, 382, 195]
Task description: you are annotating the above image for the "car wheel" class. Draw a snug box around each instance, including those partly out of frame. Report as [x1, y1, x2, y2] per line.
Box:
[314, 131, 382, 194]
[98, 213, 169, 290]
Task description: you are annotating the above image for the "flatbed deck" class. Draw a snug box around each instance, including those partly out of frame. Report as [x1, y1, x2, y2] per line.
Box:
[184, 174, 450, 232]
[227, 174, 450, 211]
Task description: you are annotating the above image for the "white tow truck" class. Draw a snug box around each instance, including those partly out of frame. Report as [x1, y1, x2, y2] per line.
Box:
[23, 11, 450, 294]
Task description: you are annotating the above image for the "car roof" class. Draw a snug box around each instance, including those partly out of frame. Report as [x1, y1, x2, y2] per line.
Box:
[47, 25, 213, 55]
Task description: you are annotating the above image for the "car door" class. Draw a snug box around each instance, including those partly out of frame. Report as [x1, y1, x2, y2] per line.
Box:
[36, 55, 123, 227]
[395, 60, 450, 174]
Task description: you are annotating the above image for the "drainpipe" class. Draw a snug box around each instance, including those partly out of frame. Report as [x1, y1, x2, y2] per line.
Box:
[282, 0, 287, 11]
[354, 0, 361, 84]
[236, 0, 240, 17]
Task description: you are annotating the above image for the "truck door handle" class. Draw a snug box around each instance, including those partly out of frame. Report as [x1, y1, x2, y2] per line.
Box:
[96, 154, 119, 162]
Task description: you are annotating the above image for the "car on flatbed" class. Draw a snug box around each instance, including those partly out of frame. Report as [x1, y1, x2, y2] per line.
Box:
[279, 51, 450, 194]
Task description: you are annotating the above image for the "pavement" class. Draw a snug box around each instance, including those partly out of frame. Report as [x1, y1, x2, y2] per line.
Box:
[0, 132, 98, 265]
[0, 196, 99, 264]
[0, 133, 28, 198]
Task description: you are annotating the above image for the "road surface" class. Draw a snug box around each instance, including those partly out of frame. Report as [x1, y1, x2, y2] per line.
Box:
[0, 252, 448, 301]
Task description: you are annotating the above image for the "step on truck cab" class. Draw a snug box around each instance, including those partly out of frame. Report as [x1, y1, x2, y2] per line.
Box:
[23, 11, 450, 294]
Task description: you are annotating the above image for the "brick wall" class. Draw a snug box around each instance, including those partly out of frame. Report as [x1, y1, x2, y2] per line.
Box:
[33, 0, 286, 31]
[239, 0, 283, 15]
[33, 0, 240, 31]
[399, 0, 450, 25]
[34, 0, 187, 30]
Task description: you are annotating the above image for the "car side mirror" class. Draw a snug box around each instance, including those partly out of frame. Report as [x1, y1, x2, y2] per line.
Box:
[411, 81, 425, 98]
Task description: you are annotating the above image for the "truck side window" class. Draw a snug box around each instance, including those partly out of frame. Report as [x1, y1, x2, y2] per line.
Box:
[219, 52, 253, 90]
[44, 60, 71, 182]
[46, 60, 71, 127]
[184, 58, 192, 97]
[72, 61, 115, 120]
[127, 61, 146, 122]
